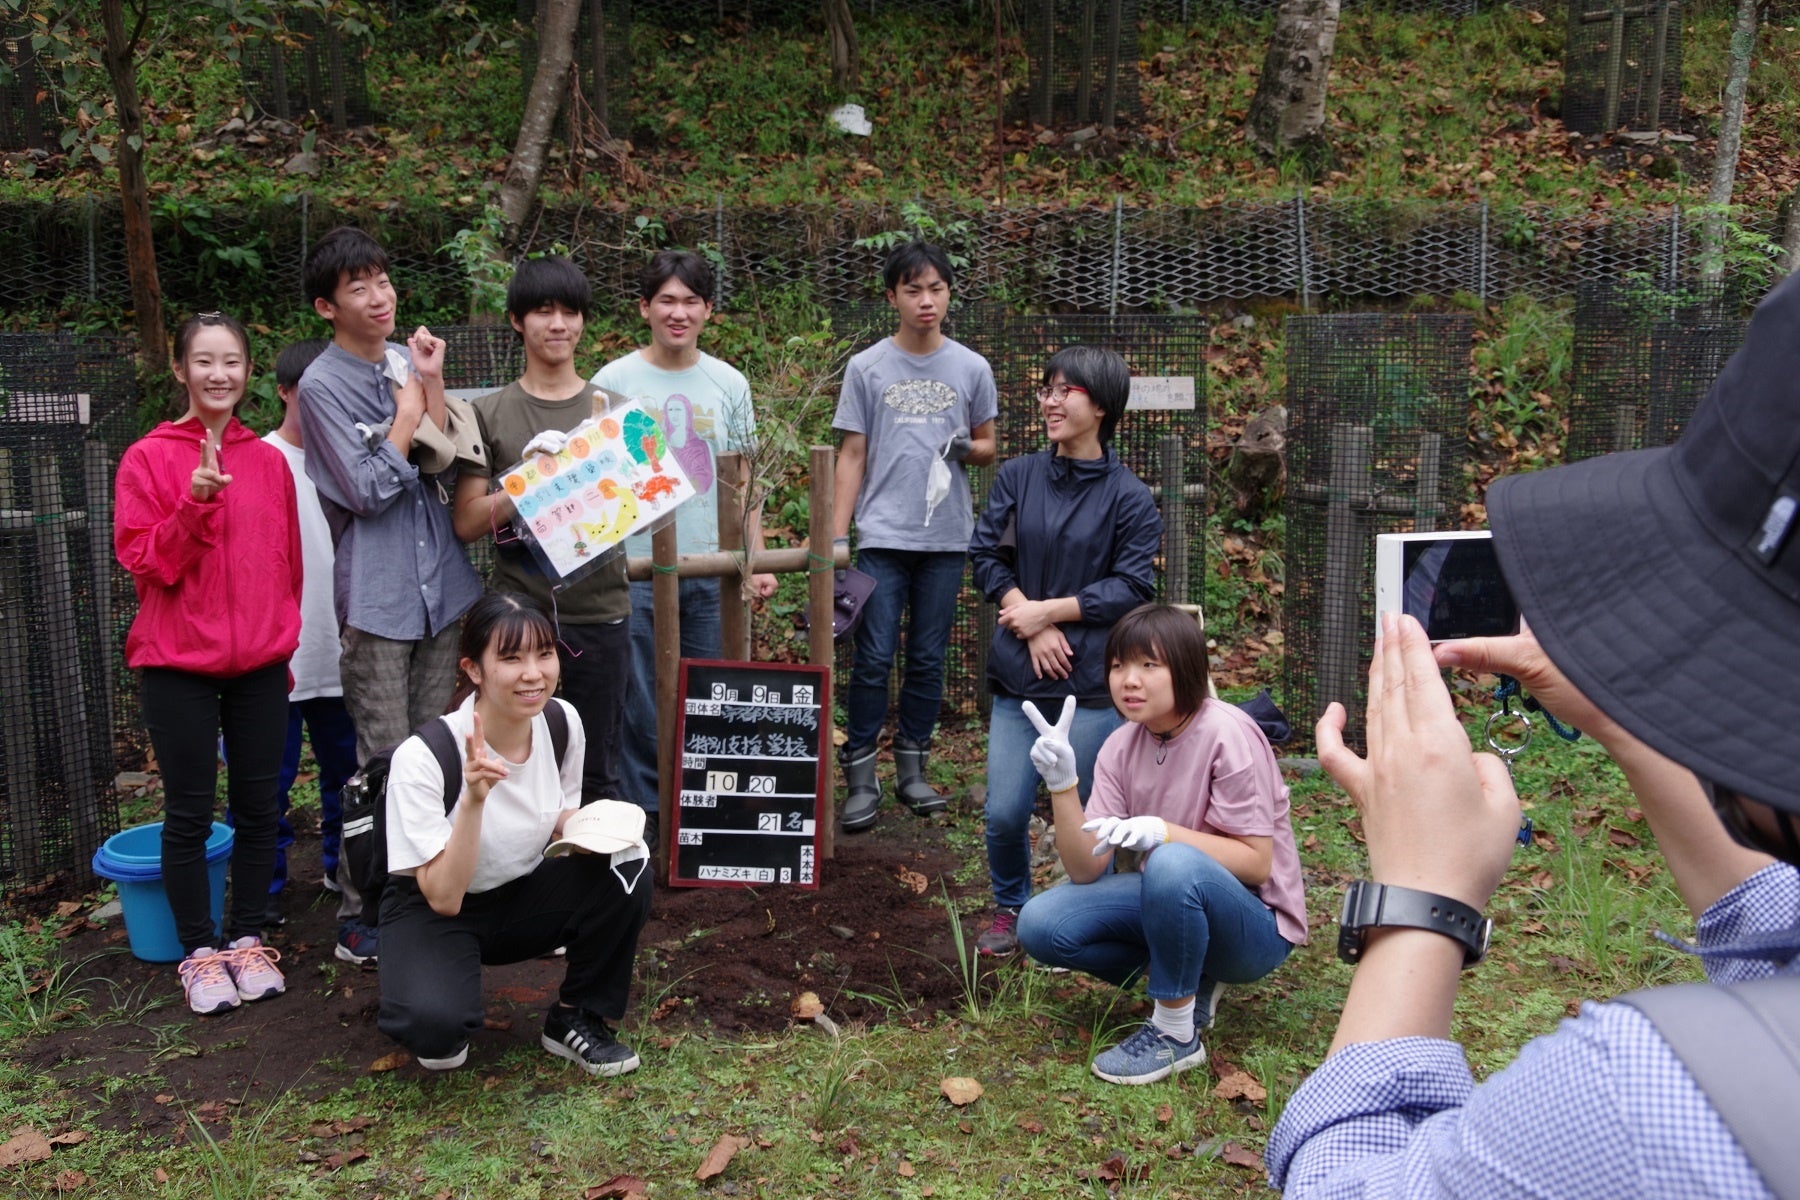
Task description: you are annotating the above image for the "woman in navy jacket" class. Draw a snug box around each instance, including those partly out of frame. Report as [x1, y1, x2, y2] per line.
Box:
[968, 345, 1162, 956]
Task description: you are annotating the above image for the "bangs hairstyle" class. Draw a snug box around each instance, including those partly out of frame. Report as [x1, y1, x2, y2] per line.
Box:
[453, 592, 558, 707]
[1105, 603, 1211, 717]
[274, 339, 328, 390]
[303, 226, 390, 307]
[883, 240, 955, 293]
[174, 311, 251, 364]
[1044, 345, 1131, 445]
[508, 255, 593, 324]
[638, 249, 715, 304]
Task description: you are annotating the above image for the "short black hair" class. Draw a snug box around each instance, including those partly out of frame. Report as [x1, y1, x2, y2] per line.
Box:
[1044, 345, 1131, 445]
[304, 226, 390, 308]
[1105, 604, 1212, 718]
[883, 241, 955, 294]
[638, 249, 715, 305]
[507, 256, 593, 323]
[275, 339, 328, 391]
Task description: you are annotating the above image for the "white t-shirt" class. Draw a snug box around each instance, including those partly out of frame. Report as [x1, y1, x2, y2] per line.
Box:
[263, 432, 342, 701]
[385, 696, 584, 894]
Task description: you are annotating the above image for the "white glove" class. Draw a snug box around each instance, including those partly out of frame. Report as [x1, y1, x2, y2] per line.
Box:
[522, 429, 570, 458]
[1022, 696, 1079, 794]
[1082, 815, 1169, 856]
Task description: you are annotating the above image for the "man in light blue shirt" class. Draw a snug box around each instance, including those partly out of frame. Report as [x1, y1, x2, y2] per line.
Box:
[1268, 271, 1800, 1198]
[591, 250, 775, 818]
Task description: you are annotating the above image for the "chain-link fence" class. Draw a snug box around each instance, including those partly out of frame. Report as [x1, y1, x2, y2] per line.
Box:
[0, 333, 136, 900]
[4, 196, 1779, 327]
[1017, 0, 1145, 128]
[1562, 0, 1681, 134]
[1281, 313, 1473, 749]
[1, 22, 57, 153]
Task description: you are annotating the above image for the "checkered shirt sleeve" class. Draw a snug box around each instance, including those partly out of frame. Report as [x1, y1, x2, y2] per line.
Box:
[1266, 866, 1800, 1199]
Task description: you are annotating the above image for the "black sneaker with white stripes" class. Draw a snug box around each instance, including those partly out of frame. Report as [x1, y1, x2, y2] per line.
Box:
[541, 1006, 641, 1077]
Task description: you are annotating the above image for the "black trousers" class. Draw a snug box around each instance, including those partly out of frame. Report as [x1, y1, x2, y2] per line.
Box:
[555, 617, 631, 804]
[376, 853, 652, 1060]
[141, 662, 290, 954]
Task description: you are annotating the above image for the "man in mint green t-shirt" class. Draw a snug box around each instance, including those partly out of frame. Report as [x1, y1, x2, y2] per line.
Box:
[591, 249, 777, 817]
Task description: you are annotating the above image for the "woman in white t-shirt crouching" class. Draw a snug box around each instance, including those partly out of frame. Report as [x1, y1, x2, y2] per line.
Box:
[1016, 603, 1308, 1085]
[377, 592, 652, 1075]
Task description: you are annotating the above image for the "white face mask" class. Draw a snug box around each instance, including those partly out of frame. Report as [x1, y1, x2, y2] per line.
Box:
[610, 842, 650, 893]
[923, 430, 956, 527]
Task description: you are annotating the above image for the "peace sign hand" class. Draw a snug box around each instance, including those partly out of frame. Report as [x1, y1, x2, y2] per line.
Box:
[462, 711, 509, 805]
[190, 432, 233, 501]
[1022, 695, 1080, 794]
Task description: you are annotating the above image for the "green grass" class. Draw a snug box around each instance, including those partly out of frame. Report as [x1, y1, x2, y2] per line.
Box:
[0, 696, 1707, 1198]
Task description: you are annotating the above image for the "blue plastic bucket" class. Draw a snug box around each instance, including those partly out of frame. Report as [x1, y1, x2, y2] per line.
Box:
[91, 822, 234, 962]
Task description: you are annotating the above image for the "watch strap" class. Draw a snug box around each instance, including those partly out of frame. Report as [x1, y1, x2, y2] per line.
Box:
[1337, 880, 1491, 968]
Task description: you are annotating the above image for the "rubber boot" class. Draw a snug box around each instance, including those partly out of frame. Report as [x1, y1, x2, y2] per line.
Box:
[840, 748, 882, 832]
[893, 736, 949, 815]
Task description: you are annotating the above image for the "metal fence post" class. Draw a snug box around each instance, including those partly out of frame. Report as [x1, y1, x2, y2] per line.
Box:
[1295, 190, 1311, 312]
[1668, 206, 1681, 285]
[84, 196, 97, 303]
[1109, 194, 1124, 316]
[1478, 201, 1489, 306]
[716, 192, 728, 307]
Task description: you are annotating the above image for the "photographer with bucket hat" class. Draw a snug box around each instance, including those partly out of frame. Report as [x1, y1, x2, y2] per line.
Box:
[1267, 271, 1800, 1198]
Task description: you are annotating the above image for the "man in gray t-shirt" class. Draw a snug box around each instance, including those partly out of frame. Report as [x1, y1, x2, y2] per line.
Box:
[831, 241, 998, 832]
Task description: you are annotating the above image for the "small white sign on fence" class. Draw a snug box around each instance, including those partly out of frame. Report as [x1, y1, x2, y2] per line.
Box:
[1126, 376, 1196, 411]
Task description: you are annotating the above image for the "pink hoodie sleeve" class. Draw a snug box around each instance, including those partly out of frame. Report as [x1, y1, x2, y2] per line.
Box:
[113, 441, 222, 588]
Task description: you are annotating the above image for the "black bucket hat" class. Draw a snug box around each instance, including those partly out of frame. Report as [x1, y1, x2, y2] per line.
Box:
[1488, 270, 1800, 814]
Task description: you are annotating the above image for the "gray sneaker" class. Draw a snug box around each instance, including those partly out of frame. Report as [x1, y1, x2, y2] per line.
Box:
[1091, 1020, 1207, 1086]
[975, 908, 1020, 957]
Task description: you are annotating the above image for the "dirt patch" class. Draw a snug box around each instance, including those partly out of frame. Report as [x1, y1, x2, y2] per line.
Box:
[19, 796, 988, 1138]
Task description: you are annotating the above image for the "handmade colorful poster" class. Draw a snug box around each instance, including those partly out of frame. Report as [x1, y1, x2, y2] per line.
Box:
[498, 395, 699, 584]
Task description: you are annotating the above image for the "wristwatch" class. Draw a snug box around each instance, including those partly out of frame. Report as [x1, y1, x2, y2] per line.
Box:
[1337, 881, 1491, 969]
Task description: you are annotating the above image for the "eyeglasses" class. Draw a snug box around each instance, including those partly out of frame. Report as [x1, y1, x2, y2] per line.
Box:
[1036, 384, 1090, 404]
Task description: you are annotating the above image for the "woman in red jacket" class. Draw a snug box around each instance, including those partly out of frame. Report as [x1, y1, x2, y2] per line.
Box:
[115, 312, 303, 1015]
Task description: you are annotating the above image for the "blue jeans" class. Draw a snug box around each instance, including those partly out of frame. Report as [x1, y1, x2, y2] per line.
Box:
[273, 696, 360, 890]
[845, 548, 966, 756]
[1017, 842, 1292, 1001]
[621, 577, 721, 813]
[984, 695, 1121, 910]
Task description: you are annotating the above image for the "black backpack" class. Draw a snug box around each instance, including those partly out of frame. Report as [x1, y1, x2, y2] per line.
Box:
[339, 702, 571, 921]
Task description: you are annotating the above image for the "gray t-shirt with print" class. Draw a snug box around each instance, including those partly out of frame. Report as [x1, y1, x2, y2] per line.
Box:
[831, 336, 998, 552]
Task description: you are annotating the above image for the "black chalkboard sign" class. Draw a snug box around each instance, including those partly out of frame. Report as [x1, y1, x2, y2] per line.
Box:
[669, 659, 829, 889]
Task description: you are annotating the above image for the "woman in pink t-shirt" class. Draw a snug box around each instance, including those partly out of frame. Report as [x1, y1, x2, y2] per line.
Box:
[1016, 603, 1308, 1085]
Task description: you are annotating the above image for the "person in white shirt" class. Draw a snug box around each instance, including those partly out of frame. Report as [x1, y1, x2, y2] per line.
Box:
[376, 593, 652, 1076]
[261, 340, 361, 929]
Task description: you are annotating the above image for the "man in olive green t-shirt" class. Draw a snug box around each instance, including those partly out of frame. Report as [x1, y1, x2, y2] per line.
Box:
[452, 257, 630, 805]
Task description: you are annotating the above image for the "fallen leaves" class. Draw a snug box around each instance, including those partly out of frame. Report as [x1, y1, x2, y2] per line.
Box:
[695, 1133, 750, 1181]
[586, 1175, 650, 1200]
[1213, 1069, 1268, 1104]
[368, 1051, 410, 1073]
[0, 1126, 51, 1168]
[791, 991, 824, 1020]
[939, 1077, 984, 1106]
[895, 867, 928, 895]
[1219, 1141, 1264, 1170]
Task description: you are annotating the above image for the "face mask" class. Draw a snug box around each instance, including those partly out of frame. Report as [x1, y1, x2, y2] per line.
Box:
[610, 842, 650, 893]
[923, 430, 955, 527]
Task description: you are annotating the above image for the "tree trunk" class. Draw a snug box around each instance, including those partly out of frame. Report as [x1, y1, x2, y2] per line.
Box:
[1244, 0, 1340, 162]
[499, 0, 582, 242]
[1780, 189, 1800, 279]
[98, 0, 167, 373]
[825, 0, 859, 94]
[1699, 0, 1757, 282]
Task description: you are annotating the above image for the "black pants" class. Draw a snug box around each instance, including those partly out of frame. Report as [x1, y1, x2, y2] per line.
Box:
[556, 617, 631, 804]
[140, 662, 290, 954]
[376, 853, 653, 1060]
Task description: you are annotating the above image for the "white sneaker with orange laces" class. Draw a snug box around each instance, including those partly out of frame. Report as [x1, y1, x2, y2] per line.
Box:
[178, 948, 241, 1015]
[221, 936, 286, 1002]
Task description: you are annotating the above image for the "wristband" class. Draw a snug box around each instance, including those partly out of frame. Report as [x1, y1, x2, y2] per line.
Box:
[1337, 880, 1491, 969]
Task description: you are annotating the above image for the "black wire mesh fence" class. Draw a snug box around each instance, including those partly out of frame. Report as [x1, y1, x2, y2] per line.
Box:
[1280, 313, 1472, 750]
[0, 333, 136, 899]
[1645, 315, 1746, 448]
[1562, 0, 1682, 134]
[2, 196, 1782, 326]
[1564, 277, 1747, 460]
[519, 0, 633, 133]
[240, 11, 381, 128]
[1, 22, 57, 153]
[1017, 0, 1145, 128]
